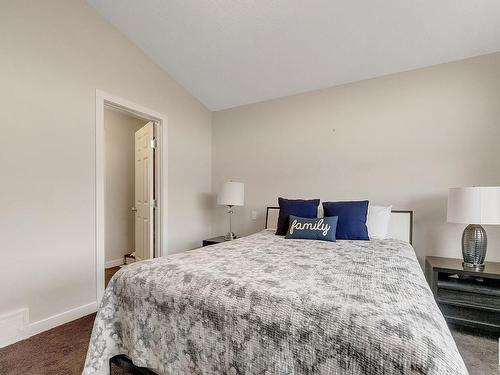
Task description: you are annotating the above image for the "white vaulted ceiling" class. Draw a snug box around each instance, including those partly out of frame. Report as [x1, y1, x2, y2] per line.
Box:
[87, 0, 500, 110]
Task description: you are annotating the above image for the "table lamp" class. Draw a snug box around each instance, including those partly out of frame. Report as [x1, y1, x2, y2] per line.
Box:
[217, 181, 244, 240]
[447, 187, 500, 270]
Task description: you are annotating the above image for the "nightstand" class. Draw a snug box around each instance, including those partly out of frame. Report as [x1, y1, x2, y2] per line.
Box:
[202, 236, 228, 247]
[425, 256, 500, 333]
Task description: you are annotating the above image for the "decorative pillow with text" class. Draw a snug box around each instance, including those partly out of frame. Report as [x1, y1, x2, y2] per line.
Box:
[285, 215, 338, 242]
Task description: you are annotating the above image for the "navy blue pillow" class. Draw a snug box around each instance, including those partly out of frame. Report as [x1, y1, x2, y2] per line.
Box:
[322, 201, 369, 240]
[285, 215, 338, 242]
[276, 198, 320, 235]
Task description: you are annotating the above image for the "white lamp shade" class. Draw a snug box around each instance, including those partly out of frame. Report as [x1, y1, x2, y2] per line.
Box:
[447, 187, 500, 225]
[217, 182, 244, 206]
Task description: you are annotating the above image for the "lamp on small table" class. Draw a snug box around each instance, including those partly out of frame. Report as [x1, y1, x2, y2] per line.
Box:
[217, 181, 244, 240]
[447, 186, 500, 270]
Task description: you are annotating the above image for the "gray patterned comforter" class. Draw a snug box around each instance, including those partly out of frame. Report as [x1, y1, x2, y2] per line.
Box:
[84, 230, 467, 375]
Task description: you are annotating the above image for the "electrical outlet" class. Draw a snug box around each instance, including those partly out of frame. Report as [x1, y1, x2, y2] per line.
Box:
[251, 210, 257, 220]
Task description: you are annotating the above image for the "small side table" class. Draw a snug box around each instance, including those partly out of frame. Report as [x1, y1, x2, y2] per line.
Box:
[425, 256, 500, 333]
[202, 236, 228, 247]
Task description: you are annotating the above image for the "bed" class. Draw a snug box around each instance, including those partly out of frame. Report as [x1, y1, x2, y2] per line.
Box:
[83, 209, 467, 375]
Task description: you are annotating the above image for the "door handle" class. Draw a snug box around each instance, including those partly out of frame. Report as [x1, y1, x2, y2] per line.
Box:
[131, 207, 138, 212]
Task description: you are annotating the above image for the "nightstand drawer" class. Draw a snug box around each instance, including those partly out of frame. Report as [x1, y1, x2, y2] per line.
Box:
[202, 236, 227, 247]
[426, 256, 500, 333]
[438, 302, 500, 329]
[437, 288, 500, 310]
[202, 240, 219, 247]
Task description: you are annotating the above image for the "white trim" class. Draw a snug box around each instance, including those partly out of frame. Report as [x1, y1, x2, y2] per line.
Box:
[105, 258, 124, 268]
[95, 90, 168, 305]
[0, 308, 29, 348]
[0, 302, 97, 348]
[27, 302, 97, 338]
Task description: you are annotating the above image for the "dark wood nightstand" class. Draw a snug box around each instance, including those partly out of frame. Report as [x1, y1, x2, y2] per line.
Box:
[425, 256, 500, 333]
[202, 236, 227, 247]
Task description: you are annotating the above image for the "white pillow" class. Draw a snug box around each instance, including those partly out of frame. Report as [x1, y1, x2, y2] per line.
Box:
[367, 205, 392, 239]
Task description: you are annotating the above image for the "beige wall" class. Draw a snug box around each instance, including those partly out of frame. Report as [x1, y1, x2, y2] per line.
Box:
[212, 53, 500, 264]
[0, 0, 211, 327]
[104, 109, 147, 264]
[1, 0, 499, 343]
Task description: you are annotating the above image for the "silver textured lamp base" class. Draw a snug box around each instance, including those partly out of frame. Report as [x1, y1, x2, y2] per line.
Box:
[462, 224, 487, 271]
[224, 232, 236, 241]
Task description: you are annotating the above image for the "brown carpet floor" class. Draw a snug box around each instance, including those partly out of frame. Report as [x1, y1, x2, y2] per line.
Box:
[0, 314, 97, 375]
[0, 314, 498, 374]
[105, 266, 121, 287]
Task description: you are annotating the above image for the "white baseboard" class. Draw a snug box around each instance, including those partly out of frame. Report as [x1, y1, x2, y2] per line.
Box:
[105, 258, 124, 268]
[0, 301, 98, 348]
[0, 308, 29, 348]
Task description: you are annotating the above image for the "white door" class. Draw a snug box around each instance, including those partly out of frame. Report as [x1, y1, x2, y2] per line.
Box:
[134, 122, 154, 260]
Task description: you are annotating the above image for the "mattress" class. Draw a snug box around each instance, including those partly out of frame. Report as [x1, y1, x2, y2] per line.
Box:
[83, 230, 468, 374]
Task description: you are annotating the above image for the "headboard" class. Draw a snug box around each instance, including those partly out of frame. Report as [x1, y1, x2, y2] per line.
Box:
[265, 207, 413, 244]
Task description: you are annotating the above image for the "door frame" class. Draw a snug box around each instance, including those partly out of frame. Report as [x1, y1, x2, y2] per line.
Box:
[95, 89, 168, 304]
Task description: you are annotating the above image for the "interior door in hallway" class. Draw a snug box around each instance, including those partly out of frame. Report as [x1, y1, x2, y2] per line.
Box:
[134, 122, 154, 261]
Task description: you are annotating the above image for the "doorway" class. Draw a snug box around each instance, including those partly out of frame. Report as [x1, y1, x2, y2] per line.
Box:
[96, 90, 168, 304]
[103, 108, 155, 285]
